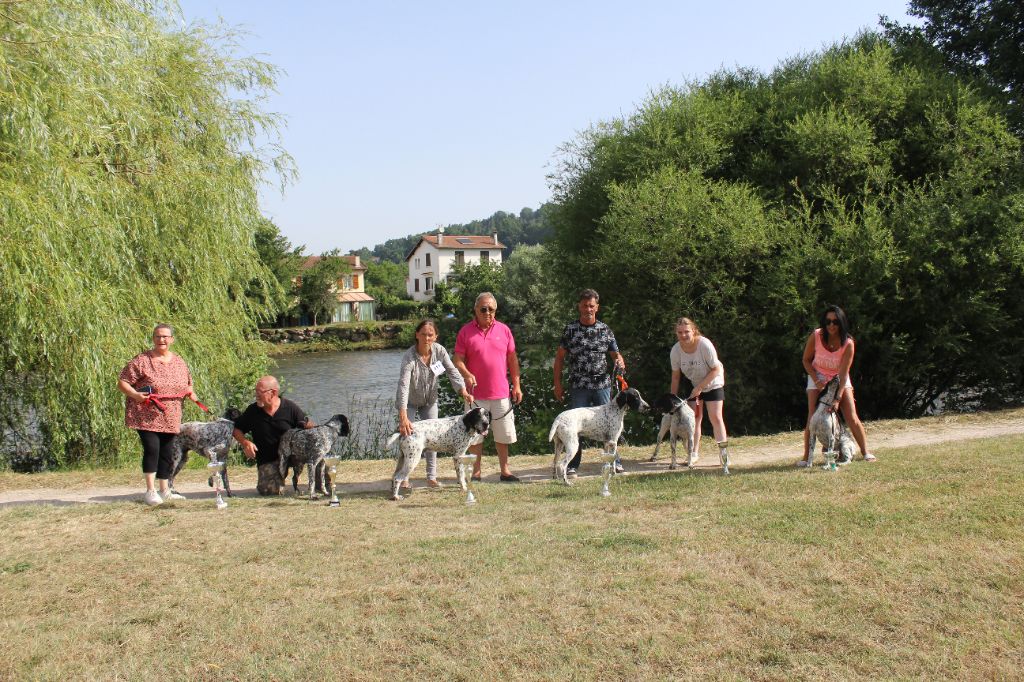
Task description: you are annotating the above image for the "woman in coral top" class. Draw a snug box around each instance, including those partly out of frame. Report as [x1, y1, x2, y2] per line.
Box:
[799, 305, 875, 465]
[117, 323, 198, 505]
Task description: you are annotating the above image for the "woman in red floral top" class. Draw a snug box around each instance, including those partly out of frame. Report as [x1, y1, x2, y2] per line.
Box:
[117, 323, 198, 506]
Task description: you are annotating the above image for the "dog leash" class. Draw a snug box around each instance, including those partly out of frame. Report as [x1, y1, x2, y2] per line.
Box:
[139, 388, 209, 414]
[468, 397, 515, 421]
[613, 364, 629, 394]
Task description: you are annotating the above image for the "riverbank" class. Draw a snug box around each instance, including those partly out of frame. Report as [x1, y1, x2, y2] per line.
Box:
[259, 320, 415, 356]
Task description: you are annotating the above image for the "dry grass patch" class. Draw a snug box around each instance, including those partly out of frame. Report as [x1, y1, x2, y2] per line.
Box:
[2, 435, 1023, 680]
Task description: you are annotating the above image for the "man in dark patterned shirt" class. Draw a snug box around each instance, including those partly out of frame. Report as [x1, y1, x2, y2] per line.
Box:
[552, 289, 626, 476]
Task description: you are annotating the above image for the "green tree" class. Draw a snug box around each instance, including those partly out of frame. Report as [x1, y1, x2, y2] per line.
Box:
[0, 1, 293, 467]
[297, 252, 351, 326]
[249, 218, 304, 324]
[550, 34, 1024, 431]
[501, 244, 570, 345]
[883, 1, 1024, 130]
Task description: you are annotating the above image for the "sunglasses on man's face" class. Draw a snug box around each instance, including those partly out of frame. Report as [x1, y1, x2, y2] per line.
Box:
[478, 307, 495, 314]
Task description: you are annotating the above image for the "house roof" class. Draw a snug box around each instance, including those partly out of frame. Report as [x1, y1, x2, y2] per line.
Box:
[336, 292, 375, 303]
[405, 234, 505, 261]
[300, 255, 367, 272]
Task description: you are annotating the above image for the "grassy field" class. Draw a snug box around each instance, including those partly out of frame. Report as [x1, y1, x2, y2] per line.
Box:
[2, 436, 1022, 680]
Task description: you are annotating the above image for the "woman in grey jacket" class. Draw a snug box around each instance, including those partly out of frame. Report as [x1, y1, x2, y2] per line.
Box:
[395, 319, 473, 487]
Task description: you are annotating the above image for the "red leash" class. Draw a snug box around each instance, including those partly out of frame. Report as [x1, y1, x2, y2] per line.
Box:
[143, 390, 209, 414]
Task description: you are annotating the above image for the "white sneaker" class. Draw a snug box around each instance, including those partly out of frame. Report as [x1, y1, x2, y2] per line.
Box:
[566, 467, 578, 479]
[687, 454, 700, 466]
[162, 489, 186, 501]
[613, 462, 626, 474]
[795, 460, 809, 468]
[144, 490, 163, 506]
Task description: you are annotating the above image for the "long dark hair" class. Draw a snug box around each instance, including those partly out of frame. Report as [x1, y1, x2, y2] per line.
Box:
[819, 305, 850, 347]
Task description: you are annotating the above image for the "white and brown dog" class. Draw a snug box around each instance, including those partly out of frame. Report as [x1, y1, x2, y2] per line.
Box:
[386, 407, 491, 500]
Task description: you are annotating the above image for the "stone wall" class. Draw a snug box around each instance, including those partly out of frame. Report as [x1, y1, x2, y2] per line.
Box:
[259, 323, 405, 345]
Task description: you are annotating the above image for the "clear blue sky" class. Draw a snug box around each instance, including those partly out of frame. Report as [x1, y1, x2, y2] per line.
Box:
[175, 0, 916, 255]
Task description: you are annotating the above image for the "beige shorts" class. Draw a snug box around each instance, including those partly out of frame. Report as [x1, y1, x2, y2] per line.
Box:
[807, 373, 852, 392]
[474, 398, 517, 444]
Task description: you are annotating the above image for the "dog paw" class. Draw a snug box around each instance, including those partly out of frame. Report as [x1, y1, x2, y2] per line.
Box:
[668, 463, 678, 470]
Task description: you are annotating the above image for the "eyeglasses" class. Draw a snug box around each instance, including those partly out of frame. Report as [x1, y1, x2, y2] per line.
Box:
[478, 307, 495, 314]
[154, 335, 173, 340]
[825, 318, 840, 326]
[255, 388, 276, 395]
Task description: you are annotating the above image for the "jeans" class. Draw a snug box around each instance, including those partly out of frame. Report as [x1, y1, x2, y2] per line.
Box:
[408, 402, 439, 480]
[567, 387, 619, 469]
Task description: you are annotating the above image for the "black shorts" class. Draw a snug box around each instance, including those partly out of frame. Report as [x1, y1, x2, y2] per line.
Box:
[688, 387, 724, 403]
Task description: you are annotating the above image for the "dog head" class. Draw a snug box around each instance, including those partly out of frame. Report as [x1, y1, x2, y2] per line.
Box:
[819, 376, 842, 404]
[462, 407, 491, 436]
[326, 414, 350, 437]
[615, 387, 649, 413]
[223, 407, 242, 422]
[652, 393, 684, 415]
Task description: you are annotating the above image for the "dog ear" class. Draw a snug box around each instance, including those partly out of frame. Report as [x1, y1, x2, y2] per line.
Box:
[225, 407, 242, 422]
[615, 391, 629, 408]
[626, 388, 641, 410]
[331, 414, 350, 436]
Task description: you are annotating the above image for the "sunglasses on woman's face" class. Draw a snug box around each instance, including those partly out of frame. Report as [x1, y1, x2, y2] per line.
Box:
[825, 318, 840, 326]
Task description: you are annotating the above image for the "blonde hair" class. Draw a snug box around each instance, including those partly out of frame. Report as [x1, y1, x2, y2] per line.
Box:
[674, 317, 702, 337]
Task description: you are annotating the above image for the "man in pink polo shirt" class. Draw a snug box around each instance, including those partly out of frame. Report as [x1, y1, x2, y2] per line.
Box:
[453, 292, 522, 482]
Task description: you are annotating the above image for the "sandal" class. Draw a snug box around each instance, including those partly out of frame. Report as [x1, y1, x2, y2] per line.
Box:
[863, 452, 877, 462]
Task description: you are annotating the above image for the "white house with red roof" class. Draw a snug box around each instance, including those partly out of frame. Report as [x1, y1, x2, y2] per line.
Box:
[405, 230, 505, 301]
[298, 254, 376, 322]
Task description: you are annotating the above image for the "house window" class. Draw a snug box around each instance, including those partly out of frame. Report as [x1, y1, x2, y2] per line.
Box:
[425, 277, 433, 292]
[480, 250, 489, 263]
[425, 253, 431, 267]
[415, 258, 421, 269]
[454, 251, 464, 266]
[414, 279, 420, 292]
[351, 274, 359, 289]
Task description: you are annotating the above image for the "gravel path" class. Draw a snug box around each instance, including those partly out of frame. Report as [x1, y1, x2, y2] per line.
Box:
[2, 412, 1023, 507]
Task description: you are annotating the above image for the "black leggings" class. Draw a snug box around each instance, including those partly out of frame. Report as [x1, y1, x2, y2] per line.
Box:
[138, 430, 176, 479]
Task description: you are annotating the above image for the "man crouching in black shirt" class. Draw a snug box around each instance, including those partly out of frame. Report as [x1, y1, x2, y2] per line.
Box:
[233, 375, 315, 495]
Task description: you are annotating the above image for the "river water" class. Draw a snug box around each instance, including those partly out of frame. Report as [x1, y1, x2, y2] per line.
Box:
[271, 348, 407, 458]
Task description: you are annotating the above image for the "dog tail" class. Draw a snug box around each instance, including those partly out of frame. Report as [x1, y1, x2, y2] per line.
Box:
[548, 421, 558, 442]
[385, 432, 400, 448]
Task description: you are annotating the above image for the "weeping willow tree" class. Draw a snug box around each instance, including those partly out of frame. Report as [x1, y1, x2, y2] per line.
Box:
[0, 1, 295, 468]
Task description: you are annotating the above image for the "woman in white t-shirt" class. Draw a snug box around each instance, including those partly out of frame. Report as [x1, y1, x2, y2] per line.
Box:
[669, 317, 729, 467]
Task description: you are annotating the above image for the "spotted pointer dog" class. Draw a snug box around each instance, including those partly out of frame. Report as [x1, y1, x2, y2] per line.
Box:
[385, 407, 491, 500]
[549, 387, 649, 485]
[168, 407, 242, 497]
[277, 414, 350, 499]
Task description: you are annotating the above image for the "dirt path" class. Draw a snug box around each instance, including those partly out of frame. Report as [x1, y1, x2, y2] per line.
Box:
[3, 411, 1023, 507]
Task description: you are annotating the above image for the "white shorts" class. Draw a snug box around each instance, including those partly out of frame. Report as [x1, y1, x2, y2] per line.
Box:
[807, 372, 852, 392]
[473, 398, 517, 444]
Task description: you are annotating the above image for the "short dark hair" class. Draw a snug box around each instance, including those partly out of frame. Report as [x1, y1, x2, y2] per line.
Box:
[578, 288, 599, 302]
[414, 319, 437, 334]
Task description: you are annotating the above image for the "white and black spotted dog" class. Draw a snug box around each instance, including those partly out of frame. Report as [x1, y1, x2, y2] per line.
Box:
[648, 394, 697, 470]
[277, 414, 350, 499]
[808, 376, 856, 468]
[385, 407, 491, 501]
[168, 407, 242, 497]
[549, 387, 650, 485]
